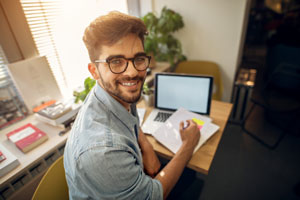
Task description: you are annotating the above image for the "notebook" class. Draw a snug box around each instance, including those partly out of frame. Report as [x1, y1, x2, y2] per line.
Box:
[153, 107, 220, 154]
[142, 73, 214, 135]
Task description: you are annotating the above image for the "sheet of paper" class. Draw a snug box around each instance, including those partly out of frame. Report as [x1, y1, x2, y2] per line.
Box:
[153, 107, 219, 154]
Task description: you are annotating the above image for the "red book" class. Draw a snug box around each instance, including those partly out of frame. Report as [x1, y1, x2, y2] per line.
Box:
[6, 123, 48, 153]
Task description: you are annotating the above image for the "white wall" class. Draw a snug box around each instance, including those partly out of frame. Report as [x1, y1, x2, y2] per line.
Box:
[153, 0, 248, 102]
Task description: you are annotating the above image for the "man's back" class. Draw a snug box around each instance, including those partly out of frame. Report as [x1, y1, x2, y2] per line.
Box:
[64, 84, 163, 199]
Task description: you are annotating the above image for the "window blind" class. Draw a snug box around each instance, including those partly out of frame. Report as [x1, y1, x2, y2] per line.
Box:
[20, 0, 68, 95]
[0, 46, 9, 87]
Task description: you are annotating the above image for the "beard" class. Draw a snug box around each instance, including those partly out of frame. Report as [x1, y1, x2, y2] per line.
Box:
[99, 74, 145, 104]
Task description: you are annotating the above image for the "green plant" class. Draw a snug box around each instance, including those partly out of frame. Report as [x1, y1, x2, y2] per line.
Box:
[73, 77, 96, 103]
[142, 6, 187, 70]
[142, 82, 153, 95]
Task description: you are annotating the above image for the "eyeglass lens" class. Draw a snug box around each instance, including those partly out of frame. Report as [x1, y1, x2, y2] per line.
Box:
[109, 56, 150, 73]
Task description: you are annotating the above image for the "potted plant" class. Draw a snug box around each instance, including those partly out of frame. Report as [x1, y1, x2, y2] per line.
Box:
[142, 6, 187, 71]
[73, 77, 96, 103]
[142, 83, 154, 106]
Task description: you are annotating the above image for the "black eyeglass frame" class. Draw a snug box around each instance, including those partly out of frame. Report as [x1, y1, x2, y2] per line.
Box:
[94, 54, 151, 74]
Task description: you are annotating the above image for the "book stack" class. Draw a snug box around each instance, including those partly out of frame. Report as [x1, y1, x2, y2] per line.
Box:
[33, 100, 72, 119]
[34, 100, 80, 128]
[0, 144, 20, 177]
[6, 123, 48, 153]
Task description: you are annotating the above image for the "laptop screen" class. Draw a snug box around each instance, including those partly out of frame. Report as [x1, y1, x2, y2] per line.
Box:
[155, 73, 213, 115]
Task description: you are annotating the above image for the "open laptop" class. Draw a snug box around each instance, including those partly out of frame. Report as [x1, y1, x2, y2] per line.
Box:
[142, 73, 214, 135]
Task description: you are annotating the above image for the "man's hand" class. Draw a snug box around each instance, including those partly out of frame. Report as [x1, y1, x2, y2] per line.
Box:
[179, 120, 200, 155]
[138, 129, 161, 177]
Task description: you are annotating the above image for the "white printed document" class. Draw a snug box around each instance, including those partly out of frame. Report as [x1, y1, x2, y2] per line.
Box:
[153, 108, 219, 154]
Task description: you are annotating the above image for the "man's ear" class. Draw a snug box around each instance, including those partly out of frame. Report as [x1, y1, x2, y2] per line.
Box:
[88, 63, 99, 80]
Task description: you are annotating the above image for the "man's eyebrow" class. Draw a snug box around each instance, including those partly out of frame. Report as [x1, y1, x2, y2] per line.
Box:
[106, 52, 147, 60]
[134, 52, 147, 57]
[106, 54, 124, 60]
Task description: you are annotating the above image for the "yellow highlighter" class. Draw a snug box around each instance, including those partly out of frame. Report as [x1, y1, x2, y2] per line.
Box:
[192, 118, 205, 130]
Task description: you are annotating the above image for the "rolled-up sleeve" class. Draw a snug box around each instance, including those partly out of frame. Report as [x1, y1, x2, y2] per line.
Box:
[75, 146, 163, 200]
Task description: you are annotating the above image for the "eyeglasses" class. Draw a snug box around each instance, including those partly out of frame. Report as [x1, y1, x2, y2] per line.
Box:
[94, 53, 151, 74]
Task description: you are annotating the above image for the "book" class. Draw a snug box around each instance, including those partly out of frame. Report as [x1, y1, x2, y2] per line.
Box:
[0, 144, 20, 177]
[153, 107, 220, 154]
[6, 123, 48, 153]
[34, 103, 81, 128]
[35, 101, 72, 119]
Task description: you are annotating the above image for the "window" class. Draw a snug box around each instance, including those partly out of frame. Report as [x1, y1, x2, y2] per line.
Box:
[20, 0, 129, 99]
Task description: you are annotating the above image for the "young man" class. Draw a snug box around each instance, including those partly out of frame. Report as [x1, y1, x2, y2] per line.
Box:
[64, 11, 200, 200]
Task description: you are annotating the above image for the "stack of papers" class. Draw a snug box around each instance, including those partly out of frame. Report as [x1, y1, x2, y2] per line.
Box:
[153, 108, 220, 154]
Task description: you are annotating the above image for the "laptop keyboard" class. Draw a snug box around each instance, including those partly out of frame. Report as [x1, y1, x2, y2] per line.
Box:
[154, 112, 172, 122]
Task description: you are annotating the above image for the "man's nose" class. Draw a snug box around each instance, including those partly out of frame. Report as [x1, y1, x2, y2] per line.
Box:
[123, 60, 138, 77]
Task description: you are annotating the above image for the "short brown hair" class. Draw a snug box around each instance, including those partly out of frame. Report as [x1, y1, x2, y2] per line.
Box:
[83, 11, 147, 62]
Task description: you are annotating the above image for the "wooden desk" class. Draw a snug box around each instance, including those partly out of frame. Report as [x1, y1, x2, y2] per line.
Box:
[138, 100, 232, 175]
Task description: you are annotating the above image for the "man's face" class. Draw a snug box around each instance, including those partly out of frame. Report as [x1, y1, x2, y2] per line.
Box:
[89, 34, 147, 108]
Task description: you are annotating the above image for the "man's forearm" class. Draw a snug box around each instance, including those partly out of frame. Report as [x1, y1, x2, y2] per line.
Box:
[155, 143, 193, 199]
[138, 129, 161, 177]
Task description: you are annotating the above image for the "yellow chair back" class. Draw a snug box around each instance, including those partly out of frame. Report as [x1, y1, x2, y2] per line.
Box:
[175, 61, 223, 100]
[32, 156, 69, 200]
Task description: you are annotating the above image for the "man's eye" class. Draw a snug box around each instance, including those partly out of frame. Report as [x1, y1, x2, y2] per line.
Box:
[110, 59, 123, 65]
[135, 56, 146, 62]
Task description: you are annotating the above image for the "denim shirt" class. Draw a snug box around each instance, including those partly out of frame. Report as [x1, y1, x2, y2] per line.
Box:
[64, 83, 163, 200]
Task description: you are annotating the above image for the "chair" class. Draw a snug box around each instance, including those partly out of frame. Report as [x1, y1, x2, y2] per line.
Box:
[242, 55, 300, 149]
[32, 156, 69, 200]
[175, 61, 223, 100]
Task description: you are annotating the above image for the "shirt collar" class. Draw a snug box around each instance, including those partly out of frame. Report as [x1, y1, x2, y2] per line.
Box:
[93, 82, 138, 129]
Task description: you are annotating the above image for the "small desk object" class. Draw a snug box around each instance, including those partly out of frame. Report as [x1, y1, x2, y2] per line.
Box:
[138, 100, 232, 175]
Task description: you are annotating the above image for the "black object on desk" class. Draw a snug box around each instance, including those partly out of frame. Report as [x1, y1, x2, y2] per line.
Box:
[58, 114, 77, 136]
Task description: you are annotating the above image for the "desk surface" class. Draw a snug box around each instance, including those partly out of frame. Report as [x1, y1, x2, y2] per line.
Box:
[137, 100, 232, 175]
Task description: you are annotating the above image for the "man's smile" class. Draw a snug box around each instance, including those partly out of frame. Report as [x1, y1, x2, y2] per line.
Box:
[121, 81, 137, 86]
[116, 75, 144, 91]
